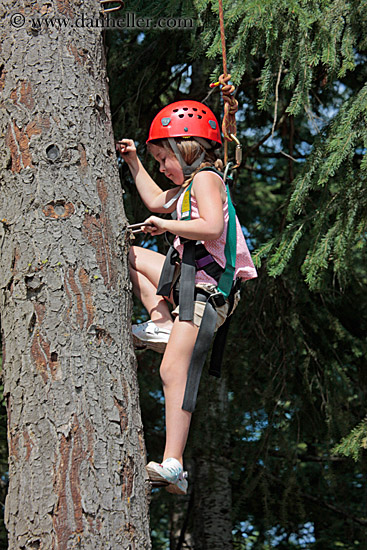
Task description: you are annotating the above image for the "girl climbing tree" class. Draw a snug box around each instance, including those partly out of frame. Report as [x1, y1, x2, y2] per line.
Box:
[117, 100, 257, 495]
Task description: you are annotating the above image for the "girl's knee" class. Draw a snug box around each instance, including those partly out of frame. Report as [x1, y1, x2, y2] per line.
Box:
[160, 361, 176, 387]
[128, 246, 137, 268]
[160, 359, 187, 387]
[159, 361, 169, 385]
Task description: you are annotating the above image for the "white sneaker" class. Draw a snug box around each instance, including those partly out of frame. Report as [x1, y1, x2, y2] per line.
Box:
[146, 458, 188, 496]
[165, 471, 188, 495]
[132, 320, 171, 353]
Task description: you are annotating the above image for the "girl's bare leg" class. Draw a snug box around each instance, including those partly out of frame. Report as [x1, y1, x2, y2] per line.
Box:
[130, 245, 196, 464]
[159, 317, 199, 465]
[129, 246, 173, 330]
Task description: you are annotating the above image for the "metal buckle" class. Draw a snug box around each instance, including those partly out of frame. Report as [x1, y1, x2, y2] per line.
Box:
[209, 292, 226, 309]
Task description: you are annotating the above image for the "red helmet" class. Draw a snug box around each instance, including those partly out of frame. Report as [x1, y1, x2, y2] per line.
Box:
[147, 100, 222, 146]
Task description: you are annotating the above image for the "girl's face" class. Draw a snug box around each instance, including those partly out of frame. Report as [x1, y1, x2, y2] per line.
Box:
[149, 144, 184, 186]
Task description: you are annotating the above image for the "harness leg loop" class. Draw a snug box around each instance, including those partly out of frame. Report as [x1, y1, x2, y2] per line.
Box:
[182, 295, 218, 413]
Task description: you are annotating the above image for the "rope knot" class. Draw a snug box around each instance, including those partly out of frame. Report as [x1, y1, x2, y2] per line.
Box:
[218, 74, 238, 141]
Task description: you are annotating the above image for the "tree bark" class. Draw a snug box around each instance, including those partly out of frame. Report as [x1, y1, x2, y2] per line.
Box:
[0, 1, 151, 548]
[191, 374, 233, 550]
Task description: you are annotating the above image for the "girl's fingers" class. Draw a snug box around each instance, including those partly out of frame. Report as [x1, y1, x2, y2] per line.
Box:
[116, 142, 125, 153]
[116, 139, 135, 153]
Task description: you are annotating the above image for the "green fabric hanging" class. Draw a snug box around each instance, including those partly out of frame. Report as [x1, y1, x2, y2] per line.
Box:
[217, 184, 237, 298]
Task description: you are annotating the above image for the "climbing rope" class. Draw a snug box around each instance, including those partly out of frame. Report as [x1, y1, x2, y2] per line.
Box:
[210, 0, 241, 170]
[217, 74, 238, 142]
[218, 0, 228, 76]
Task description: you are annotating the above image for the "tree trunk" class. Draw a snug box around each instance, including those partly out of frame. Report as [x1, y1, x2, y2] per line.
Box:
[0, 1, 151, 548]
[191, 374, 233, 550]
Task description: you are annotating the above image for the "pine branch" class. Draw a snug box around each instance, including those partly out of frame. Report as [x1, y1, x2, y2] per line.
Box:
[332, 417, 367, 461]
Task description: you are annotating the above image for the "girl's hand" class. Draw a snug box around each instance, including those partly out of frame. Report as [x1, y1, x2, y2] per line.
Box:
[142, 216, 167, 236]
[115, 139, 137, 165]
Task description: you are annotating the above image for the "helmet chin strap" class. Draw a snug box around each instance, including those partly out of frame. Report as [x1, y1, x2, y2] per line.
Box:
[168, 138, 207, 178]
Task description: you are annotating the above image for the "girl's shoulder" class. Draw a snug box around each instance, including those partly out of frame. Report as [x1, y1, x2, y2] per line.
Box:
[193, 166, 224, 182]
[191, 169, 226, 203]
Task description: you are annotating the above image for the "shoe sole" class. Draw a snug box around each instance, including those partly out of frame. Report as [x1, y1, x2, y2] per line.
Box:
[132, 335, 147, 350]
[146, 463, 171, 484]
[146, 463, 188, 495]
[165, 481, 188, 495]
[133, 334, 167, 354]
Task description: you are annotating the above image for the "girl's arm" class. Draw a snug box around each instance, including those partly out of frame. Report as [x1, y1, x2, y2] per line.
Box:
[116, 139, 179, 213]
[143, 172, 225, 241]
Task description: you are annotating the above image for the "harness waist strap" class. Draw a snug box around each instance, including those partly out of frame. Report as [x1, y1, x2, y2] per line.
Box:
[195, 254, 215, 269]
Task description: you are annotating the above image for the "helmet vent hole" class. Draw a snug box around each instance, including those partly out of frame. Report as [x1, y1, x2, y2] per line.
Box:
[193, 108, 198, 111]
[178, 114, 184, 118]
[183, 107, 188, 111]
[202, 110, 207, 114]
[197, 115, 202, 119]
[188, 113, 193, 117]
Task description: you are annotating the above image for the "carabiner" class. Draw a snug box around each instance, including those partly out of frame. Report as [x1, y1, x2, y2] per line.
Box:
[223, 162, 233, 184]
[229, 133, 242, 169]
[100, 0, 124, 13]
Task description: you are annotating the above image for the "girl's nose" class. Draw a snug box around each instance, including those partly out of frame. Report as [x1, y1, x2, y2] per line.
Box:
[159, 163, 165, 173]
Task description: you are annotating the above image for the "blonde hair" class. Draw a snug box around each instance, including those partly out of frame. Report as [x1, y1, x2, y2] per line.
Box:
[148, 138, 224, 186]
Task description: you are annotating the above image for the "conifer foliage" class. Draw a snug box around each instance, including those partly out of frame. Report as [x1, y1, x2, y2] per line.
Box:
[196, 0, 367, 290]
[264, 81, 367, 290]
